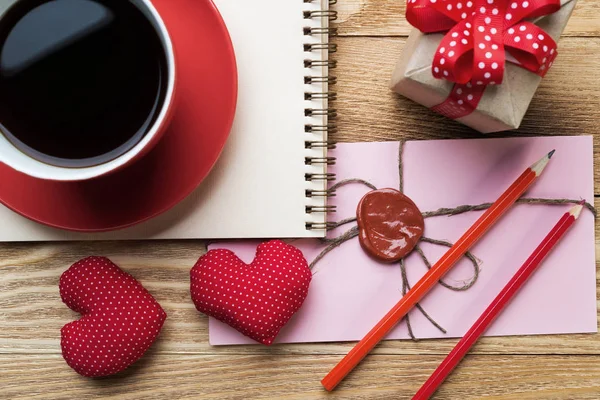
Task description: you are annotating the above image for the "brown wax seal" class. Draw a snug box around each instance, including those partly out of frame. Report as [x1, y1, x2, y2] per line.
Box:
[356, 188, 425, 263]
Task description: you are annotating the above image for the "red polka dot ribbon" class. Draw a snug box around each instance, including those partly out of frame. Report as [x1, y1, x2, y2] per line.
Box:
[406, 0, 561, 119]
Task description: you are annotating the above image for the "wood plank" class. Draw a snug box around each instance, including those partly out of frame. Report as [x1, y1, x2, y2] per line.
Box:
[335, 0, 600, 37]
[0, 206, 598, 356]
[330, 36, 600, 158]
[1, 354, 599, 399]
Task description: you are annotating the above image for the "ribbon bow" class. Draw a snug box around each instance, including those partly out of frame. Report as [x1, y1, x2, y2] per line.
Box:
[406, 0, 561, 118]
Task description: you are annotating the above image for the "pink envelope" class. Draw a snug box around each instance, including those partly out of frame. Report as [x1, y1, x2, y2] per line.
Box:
[208, 136, 597, 345]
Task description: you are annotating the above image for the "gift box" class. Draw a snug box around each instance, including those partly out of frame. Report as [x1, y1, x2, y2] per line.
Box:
[391, 0, 577, 133]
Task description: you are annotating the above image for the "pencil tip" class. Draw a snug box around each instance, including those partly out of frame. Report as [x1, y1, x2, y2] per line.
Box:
[570, 202, 585, 219]
[531, 151, 554, 176]
[580, 200, 586, 205]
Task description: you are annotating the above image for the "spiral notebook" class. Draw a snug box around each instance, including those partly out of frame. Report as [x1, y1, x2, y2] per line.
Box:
[0, 0, 337, 241]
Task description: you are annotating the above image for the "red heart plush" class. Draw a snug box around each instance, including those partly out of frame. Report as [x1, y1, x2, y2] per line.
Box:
[191, 240, 312, 345]
[59, 257, 167, 377]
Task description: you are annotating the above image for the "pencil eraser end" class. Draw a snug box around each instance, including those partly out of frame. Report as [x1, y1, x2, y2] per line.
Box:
[321, 376, 337, 391]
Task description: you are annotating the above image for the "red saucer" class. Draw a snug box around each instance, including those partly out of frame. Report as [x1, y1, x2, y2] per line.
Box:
[0, 0, 237, 232]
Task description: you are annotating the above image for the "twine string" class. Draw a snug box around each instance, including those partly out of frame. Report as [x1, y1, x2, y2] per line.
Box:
[400, 258, 448, 340]
[309, 226, 358, 271]
[309, 141, 596, 340]
[424, 198, 596, 219]
[417, 240, 480, 291]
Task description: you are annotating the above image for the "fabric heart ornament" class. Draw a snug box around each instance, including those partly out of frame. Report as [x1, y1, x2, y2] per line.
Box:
[59, 257, 167, 377]
[190, 240, 311, 345]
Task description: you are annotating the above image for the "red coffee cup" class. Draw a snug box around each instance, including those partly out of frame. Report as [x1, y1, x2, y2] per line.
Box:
[0, 0, 176, 181]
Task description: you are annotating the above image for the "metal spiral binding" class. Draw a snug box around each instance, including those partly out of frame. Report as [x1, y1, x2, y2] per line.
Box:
[305, 108, 337, 117]
[305, 156, 337, 165]
[306, 188, 337, 197]
[303, 0, 338, 230]
[306, 222, 339, 230]
[305, 140, 337, 149]
[304, 76, 337, 84]
[305, 124, 337, 133]
[305, 173, 336, 181]
[304, 59, 337, 68]
[304, 27, 338, 36]
[303, 10, 338, 20]
[306, 205, 338, 213]
[305, 92, 337, 100]
[304, 43, 338, 52]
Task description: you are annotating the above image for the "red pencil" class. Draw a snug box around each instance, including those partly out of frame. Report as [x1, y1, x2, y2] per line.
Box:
[413, 202, 585, 400]
[321, 150, 555, 391]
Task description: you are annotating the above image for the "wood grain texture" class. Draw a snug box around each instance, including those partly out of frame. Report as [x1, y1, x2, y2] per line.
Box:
[336, 0, 600, 37]
[0, 214, 598, 358]
[1, 354, 600, 399]
[331, 37, 600, 146]
[1, 1, 600, 399]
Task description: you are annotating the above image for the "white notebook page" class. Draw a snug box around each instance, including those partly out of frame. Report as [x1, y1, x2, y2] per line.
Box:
[0, 0, 331, 241]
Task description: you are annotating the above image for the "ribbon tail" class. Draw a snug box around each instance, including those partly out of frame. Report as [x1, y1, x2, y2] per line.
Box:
[431, 83, 486, 119]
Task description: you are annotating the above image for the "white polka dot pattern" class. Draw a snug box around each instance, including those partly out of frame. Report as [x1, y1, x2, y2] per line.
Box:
[407, 0, 561, 119]
[59, 257, 167, 377]
[190, 240, 312, 345]
[432, 81, 486, 118]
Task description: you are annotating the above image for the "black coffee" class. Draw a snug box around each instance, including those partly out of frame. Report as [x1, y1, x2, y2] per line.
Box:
[0, 0, 168, 167]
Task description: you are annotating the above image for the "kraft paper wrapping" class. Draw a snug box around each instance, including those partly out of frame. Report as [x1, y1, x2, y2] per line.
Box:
[391, 0, 577, 133]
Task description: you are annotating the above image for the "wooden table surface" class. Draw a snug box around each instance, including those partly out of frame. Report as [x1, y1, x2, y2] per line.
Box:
[1, 1, 600, 399]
